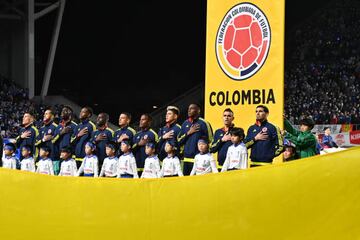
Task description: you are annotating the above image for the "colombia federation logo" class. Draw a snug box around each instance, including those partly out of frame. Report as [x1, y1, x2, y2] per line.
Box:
[215, 3, 271, 81]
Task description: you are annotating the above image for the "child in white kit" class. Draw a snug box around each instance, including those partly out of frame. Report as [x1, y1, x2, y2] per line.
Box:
[77, 142, 99, 177]
[20, 145, 35, 172]
[141, 142, 161, 178]
[36, 145, 54, 175]
[221, 127, 248, 172]
[99, 141, 118, 177]
[190, 138, 218, 176]
[2, 143, 18, 170]
[59, 146, 77, 176]
[117, 140, 138, 178]
[160, 141, 183, 177]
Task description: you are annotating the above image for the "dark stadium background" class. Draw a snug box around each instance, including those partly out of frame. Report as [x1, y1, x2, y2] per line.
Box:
[34, 0, 328, 124]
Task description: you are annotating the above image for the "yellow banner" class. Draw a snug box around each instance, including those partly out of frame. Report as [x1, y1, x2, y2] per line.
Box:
[1, 147, 360, 239]
[205, 0, 285, 132]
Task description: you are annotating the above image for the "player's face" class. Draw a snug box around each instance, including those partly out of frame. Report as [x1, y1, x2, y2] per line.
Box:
[22, 113, 33, 126]
[106, 147, 115, 157]
[85, 145, 93, 155]
[119, 114, 129, 127]
[97, 113, 107, 126]
[139, 115, 150, 128]
[165, 110, 177, 123]
[223, 111, 234, 126]
[283, 147, 294, 160]
[255, 107, 268, 121]
[164, 142, 173, 153]
[145, 146, 154, 155]
[300, 124, 309, 132]
[21, 149, 30, 158]
[61, 107, 72, 120]
[231, 135, 241, 144]
[79, 108, 89, 120]
[120, 142, 130, 153]
[43, 110, 53, 122]
[188, 104, 199, 118]
[197, 142, 208, 153]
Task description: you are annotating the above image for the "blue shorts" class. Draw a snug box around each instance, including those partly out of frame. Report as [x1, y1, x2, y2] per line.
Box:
[120, 173, 133, 178]
[84, 173, 94, 177]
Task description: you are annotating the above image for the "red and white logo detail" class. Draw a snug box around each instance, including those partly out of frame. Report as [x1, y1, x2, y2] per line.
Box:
[216, 3, 271, 80]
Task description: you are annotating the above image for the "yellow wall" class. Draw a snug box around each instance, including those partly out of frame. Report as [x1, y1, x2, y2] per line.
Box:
[205, 0, 285, 133]
[1, 147, 360, 239]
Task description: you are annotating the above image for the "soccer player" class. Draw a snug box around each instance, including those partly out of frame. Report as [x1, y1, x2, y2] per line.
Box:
[177, 103, 213, 175]
[16, 111, 39, 160]
[36, 145, 54, 175]
[113, 112, 136, 156]
[141, 142, 161, 178]
[99, 141, 119, 178]
[159, 141, 183, 177]
[76, 142, 99, 177]
[190, 138, 218, 176]
[35, 108, 58, 160]
[157, 106, 181, 161]
[90, 112, 114, 167]
[221, 128, 248, 172]
[211, 108, 236, 171]
[132, 114, 158, 176]
[2, 143, 17, 169]
[52, 106, 77, 175]
[244, 105, 283, 167]
[117, 140, 138, 178]
[71, 106, 96, 167]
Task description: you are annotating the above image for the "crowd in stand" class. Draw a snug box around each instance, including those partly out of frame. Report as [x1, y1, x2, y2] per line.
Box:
[284, 0, 360, 124]
[0, 75, 66, 138]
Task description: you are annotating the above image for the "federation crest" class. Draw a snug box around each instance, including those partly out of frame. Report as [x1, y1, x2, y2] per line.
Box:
[215, 3, 271, 80]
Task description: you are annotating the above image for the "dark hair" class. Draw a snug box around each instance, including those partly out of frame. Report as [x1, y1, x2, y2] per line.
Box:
[190, 103, 201, 109]
[24, 110, 35, 117]
[83, 106, 93, 117]
[63, 105, 74, 113]
[230, 127, 245, 139]
[300, 118, 315, 130]
[106, 141, 118, 152]
[323, 127, 330, 131]
[142, 113, 152, 122]
[121, 112, 132, 121]
[223, 108, 234, 114]
[45, 107, 55, 116]
[284, 145, 296, 152]
[256, 105, 269, 113]
[60, 146, 72, 154]
[100, 112, 109, 122]
[22, 144, 33, 153]
[39, 144, 51, 154]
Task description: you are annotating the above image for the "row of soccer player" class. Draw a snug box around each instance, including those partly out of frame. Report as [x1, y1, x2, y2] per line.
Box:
[3, 103, 318, 176]
[2, 126, 247, 177]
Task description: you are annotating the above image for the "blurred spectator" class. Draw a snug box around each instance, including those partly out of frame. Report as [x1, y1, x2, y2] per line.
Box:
[322, 127, 338, 148]
[285, 1, 360, 125]
[0, 75, 66, 139]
